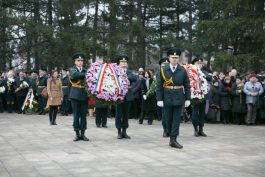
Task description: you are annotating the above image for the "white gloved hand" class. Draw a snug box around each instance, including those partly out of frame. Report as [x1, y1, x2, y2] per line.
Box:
[143, 95, 147, 100]
[185, 100, 191, 108]
[157, 101, 164, 107]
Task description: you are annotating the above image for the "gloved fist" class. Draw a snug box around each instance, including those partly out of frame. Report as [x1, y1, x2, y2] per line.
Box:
[143, 95, 147, 100]
[157, 101, 164, 107]
[185, 100, 191, 108]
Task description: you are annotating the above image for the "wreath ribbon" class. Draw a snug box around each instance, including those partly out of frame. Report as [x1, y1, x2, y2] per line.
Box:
[94, 63, 123, 95]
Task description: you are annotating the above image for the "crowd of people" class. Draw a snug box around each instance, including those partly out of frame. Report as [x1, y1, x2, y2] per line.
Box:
[0, 49, 265, 148]
[0, 63, 265, 126]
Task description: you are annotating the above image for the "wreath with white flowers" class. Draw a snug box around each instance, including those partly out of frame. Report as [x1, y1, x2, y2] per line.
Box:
[86, 61, 129, 105]
[183, 64, 209, 104]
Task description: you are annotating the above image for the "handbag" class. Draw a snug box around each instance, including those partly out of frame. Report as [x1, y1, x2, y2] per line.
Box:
[41, 88, 48, 99]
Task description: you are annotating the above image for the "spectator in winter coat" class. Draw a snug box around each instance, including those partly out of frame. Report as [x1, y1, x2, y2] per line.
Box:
[244, 73, 264, 125]
[208, 79, 221, 122]
[231, 77, 247, 125]
[219, 76, 233, 124]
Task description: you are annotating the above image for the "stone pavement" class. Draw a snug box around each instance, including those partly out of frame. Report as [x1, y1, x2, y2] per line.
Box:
[0, 113, 264, 177]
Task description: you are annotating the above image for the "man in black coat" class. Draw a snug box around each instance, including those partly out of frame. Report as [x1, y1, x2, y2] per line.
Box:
[131, 71, 144, 120]
[36, 67, 48, 115]
[15, 71, 30, 114]
[61, 68, 70, 116]
[29, 70, 38, 96]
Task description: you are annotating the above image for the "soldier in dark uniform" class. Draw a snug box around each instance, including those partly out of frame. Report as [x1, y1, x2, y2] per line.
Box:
[36, 67, 48, 115]
[95, 103, 108, 128]
[69, 52, 89, 141]
[61, 68, 70, 116]
[29, 70, 38, 97]
[116, 55, 137, 139]
[156, 58, 170, 137]
[191, 56, 208, 137]
[156, 48, 191, 149]
[15, 71, 30, 114]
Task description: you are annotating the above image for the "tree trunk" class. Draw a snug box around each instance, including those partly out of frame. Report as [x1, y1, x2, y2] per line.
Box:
[187, 0, 193, 63]
[159, 7, 163, 59]
[175, 0, 180, 39]
[136, 0, 146, 69]
[126, 0, 134, 64]
[109, 0, 117, 59]
[0, 1, 7, 70]
[33, 0, 40, 69]
[92, 0, 99, 62]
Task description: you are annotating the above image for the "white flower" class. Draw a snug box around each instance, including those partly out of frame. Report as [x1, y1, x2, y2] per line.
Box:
[0, 86, 5, 93]
[8, 78, 15, 83]
[22, 81, 29, 87]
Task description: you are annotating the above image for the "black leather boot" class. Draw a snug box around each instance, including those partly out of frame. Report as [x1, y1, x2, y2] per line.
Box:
[193, 124, 199, 137]
[81, 130, 89, 141]
[199, 127, 207, 137]
[73, 130, 81, 141]
[169, 137, 183, 149]
[122, 128, 131, 139]
[163, 130, 169, 138]
[117, 128, 123, 139]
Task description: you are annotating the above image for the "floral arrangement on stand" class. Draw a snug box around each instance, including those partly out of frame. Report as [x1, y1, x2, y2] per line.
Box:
[183, 64, 209, 105]
[86, 61, 130, 106]
[21, 89, 38, 112]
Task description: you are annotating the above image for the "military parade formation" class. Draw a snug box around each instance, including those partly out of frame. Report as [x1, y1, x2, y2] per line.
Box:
[0, 47, 265, 149]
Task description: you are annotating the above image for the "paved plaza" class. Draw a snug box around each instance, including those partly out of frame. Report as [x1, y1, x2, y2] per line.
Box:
[0, 113, 264, 177]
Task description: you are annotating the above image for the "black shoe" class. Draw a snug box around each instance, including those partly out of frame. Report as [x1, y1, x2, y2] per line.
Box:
[148, 122, 153, 125]
[194, 130, 199, 137]
[50, 122, 53, 125]
[138, 120, 143, 124]
[169, 137, 183, 149]
[117, 128, 123, 139]
[117, 133, 123, 139]
[122, 129, 131, 139]
[193, 124, 199, 137]
[199, 131, 207, 137]
[102, 125, 107, 128]
[163, 131, 169, 138]
[96, 124, 101, 128]
[73, 131, 81, 141]
[73, 136, 80, 141]
[38, 111, 43, 115]
[81, 135, 89, 141]
[53, 122, 57, 125]
[17, 111, 22, 114]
